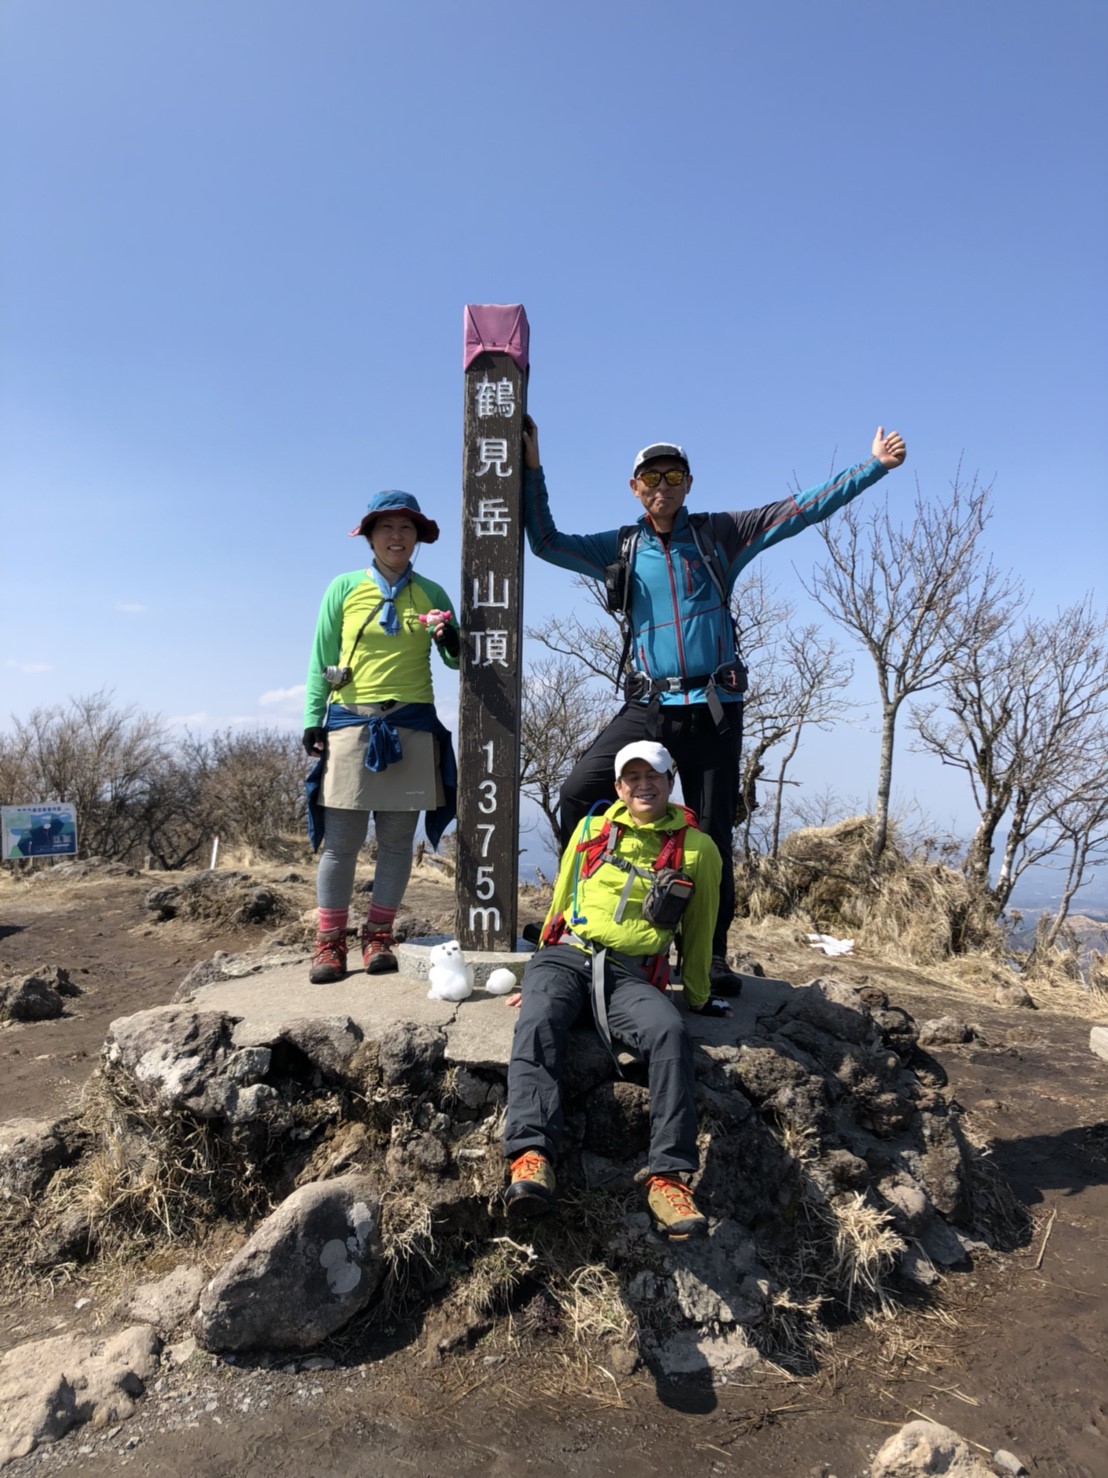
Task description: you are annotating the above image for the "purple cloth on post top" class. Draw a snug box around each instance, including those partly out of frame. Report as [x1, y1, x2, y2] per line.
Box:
[463, 303, 530, 371]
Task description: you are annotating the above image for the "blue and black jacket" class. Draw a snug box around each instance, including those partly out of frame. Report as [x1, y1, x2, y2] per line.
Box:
[523, 457, 890, 707]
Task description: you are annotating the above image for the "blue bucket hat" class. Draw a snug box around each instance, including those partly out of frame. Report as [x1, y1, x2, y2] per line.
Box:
[350, 489, 440, 544]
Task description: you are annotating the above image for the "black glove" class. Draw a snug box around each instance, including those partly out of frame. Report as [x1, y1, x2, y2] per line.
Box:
[303, 727, 327, 757]
[435, 621, 461, 659]
[690, 996, 731, 1018]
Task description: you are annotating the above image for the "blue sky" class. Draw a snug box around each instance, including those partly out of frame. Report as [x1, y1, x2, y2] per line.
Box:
[2, 1, 1105, 888]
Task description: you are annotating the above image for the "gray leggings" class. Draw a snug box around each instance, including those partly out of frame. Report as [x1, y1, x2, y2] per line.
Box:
[316, 806, 419, 912]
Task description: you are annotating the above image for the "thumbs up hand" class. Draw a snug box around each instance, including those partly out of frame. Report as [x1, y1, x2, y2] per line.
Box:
[872, 427, 907, 468]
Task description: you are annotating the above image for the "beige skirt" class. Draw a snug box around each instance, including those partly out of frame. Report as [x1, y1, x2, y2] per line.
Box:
[320, 705, 444, 813]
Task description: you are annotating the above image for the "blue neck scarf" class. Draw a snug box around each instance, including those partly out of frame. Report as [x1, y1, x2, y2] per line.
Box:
[368, 563, 413, 635]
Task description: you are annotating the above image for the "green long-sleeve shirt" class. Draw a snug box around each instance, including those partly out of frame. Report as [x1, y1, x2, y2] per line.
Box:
[304, 568, 459, 727]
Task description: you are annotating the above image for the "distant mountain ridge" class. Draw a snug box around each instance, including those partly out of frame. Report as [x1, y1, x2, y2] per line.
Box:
[1007, 913, 1108, 959]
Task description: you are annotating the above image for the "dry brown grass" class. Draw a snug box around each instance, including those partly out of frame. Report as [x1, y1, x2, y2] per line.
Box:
[735, 817, 1006, 968]
[218, 835, 314, 870]
[549, 1261, 635, 1346]
[939, 953, 1021, 993]
[0, 1194, 74, 1301]
[753, 1117, 909, 1366]
[437, 1186, 639, 1359]
[1019, 925, 1108, 1013]
[4, 1069, 293, 1277]
[491, 1344, 630, 1409]
[858, 869, 1002, 965]
[374, 1188, 441, 1318]
[761, 1284, 829, 1368]
[825, 1193, 906, 1315]
[462, 1235, 540, 1316]
[761, 1183, 905, 1370]
[959, 1116, 1034, 1252]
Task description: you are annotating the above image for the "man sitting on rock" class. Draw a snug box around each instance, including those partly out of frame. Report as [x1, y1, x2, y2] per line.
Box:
[502, 741, 731, 1239]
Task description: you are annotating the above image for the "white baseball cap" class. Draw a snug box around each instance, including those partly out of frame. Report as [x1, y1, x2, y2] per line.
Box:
[614, 741, 675, 779]
[632, 442, 690, 476]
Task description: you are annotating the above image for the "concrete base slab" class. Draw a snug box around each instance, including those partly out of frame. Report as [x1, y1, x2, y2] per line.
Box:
[396, 935, 535, 988]
[176, 958, 798, 1075]
[182, 959, 520, 1067]
[188, 968, 457, 1043]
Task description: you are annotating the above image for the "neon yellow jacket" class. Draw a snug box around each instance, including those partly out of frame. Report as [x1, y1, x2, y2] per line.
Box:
[542, 800, 722, 1009]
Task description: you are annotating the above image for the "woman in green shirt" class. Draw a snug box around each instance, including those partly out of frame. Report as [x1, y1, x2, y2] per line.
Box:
[303, 490, 459, 983]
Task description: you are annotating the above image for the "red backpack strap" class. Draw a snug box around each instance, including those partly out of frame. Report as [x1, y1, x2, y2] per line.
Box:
[645, 952, 670, 991]
[654, 826, 687, 872]
[576, 819, 621, 878]
[541, 912, 568, 946]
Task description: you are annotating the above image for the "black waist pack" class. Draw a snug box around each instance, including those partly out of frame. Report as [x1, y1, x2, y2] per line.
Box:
[641, 868, 695, 929]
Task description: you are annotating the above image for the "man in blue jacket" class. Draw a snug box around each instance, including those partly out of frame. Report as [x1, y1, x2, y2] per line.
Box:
[521, 417, 907, 993]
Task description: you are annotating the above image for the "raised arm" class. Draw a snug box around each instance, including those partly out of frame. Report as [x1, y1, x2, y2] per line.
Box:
[521, 414, 623, 580]
[712, 424, 908, 581]
[522, 413, 542, 473]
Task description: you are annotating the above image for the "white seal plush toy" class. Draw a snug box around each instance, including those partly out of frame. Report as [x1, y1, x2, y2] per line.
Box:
[427, 939, 474, 1001]
[485, 966, 519, 996]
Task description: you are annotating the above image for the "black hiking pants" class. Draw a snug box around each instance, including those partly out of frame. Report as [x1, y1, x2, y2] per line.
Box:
[503, 944, 697, 1177]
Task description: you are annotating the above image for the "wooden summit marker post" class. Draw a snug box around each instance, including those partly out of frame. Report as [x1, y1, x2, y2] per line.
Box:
[456, 304, 529, 952]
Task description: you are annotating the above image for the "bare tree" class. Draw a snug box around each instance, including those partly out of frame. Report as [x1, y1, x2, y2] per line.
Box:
[1036, 788, 1108, 949]
[137, 752, 213, 870]
[733, 570, 854, 855]
[805, 470, 1019, 861]
[1, 693, 308, 868]
[525, 578, 624, 689]
[913, 596, 1108, 919]
[0, 734, 32, 812]
[518, 652, 617, 855]
[788, 783, 852, 831]
[188, 728, 307, 851]
[4, 690, 172, 860]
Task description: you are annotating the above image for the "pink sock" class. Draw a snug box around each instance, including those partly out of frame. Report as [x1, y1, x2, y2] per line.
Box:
[367, 903, 398, 931]
[318, 907, 349, 935]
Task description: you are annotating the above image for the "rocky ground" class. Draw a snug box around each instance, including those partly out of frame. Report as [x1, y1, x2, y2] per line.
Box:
[1, 859, 1107, 1477]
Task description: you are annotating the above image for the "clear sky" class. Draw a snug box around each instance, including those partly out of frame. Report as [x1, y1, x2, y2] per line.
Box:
[2, 1, 1105, 886]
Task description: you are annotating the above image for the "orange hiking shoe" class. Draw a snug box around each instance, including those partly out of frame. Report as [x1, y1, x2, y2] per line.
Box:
[309, 928, 348, 984]
[504, 1150, 556, 1218]
[361, 925, 398, 974]
[646, 1174, 707, 1240]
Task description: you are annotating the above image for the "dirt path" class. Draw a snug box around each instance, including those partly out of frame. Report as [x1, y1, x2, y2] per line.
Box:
[2, 867, 1107, 1476]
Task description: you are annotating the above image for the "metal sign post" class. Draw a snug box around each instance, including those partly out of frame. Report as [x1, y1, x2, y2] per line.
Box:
[456, 304, 529, 951]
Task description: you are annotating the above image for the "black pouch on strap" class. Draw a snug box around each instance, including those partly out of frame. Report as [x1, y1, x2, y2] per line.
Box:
[641, 868, 694, 930]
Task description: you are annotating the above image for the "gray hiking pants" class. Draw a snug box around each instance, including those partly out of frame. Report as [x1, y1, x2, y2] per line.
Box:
[316, 806, 419, 912]
[503, 944, 698, 1178]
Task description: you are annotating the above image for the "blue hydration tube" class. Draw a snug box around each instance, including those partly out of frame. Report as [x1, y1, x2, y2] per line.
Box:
[569, 800, 610, 927]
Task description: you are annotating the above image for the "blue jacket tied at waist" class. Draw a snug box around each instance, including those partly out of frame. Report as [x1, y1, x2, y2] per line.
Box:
[304, 702, 457, 852]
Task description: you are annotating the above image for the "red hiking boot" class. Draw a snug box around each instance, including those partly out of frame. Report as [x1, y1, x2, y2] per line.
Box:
[309, 928, 347, 984]
[361, 925, 398, 974]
